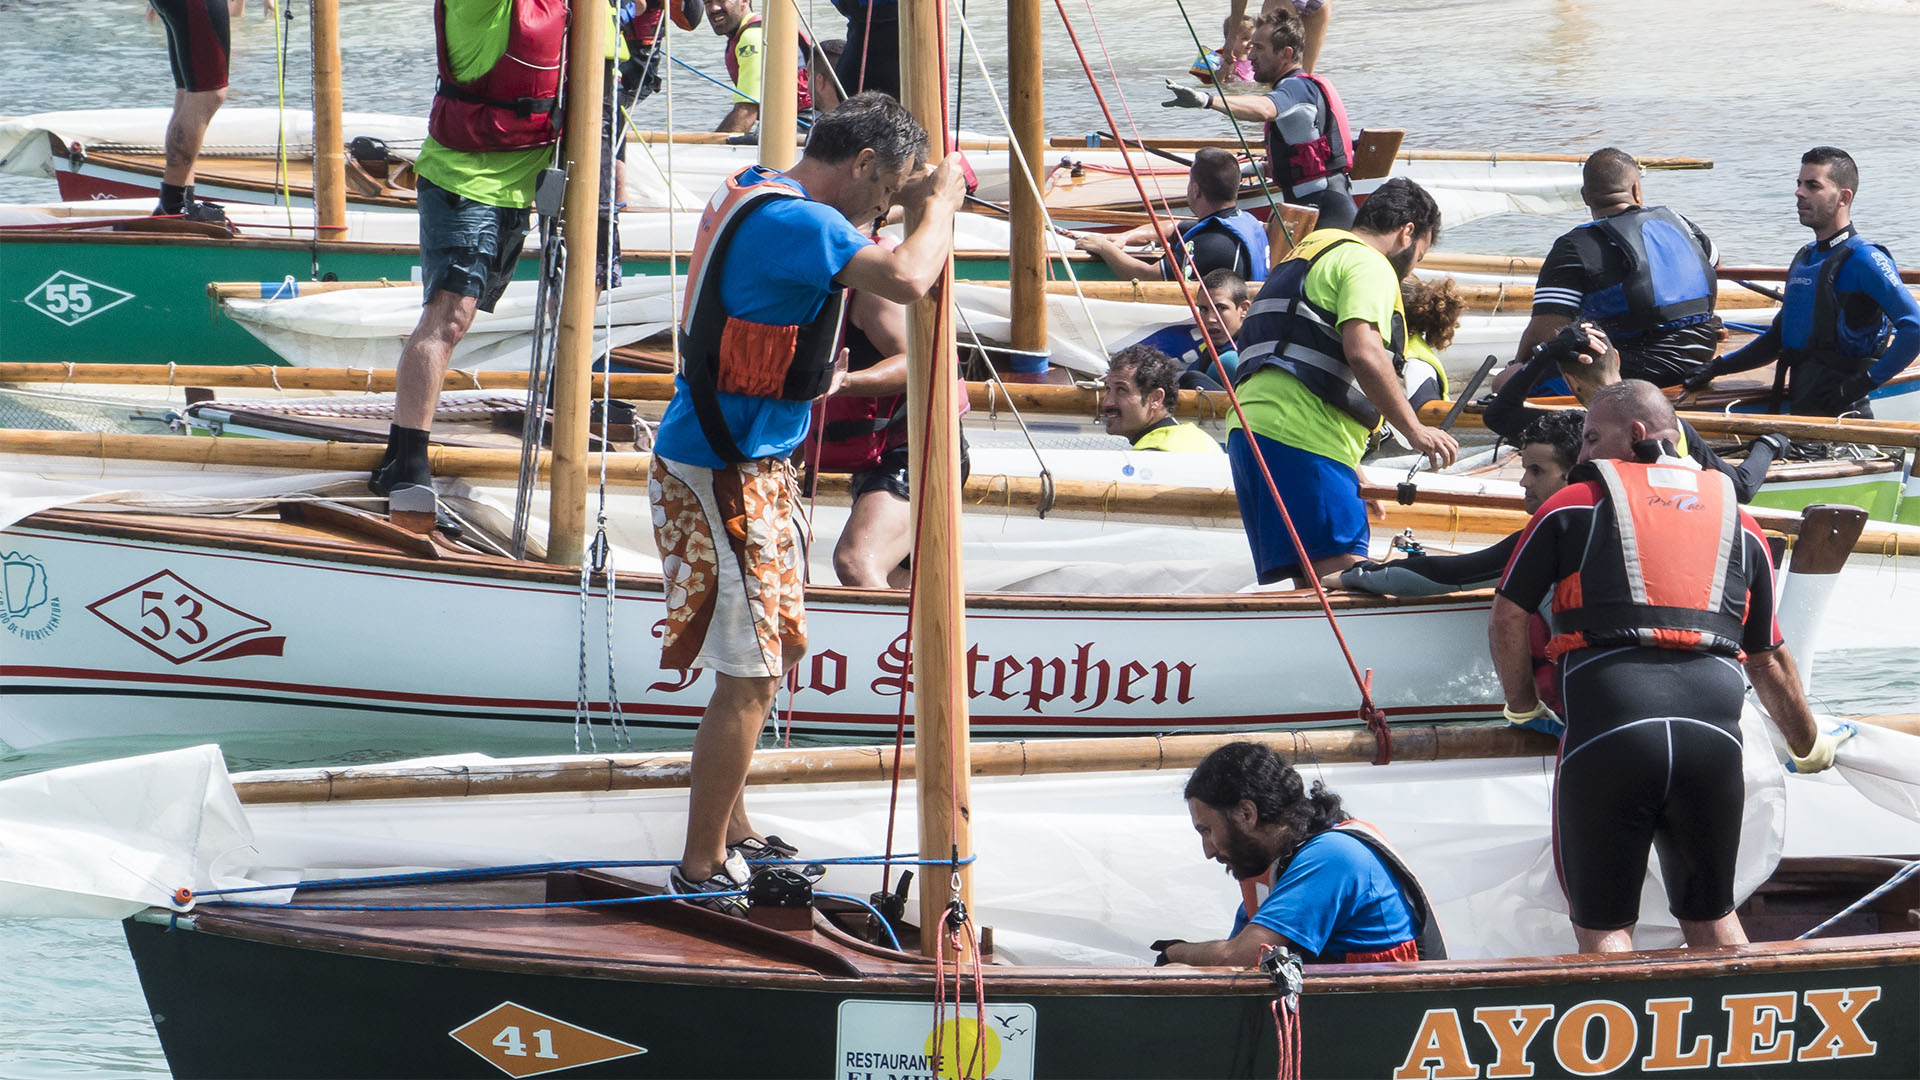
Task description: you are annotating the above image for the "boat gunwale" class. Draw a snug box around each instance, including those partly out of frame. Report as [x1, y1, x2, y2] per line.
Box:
[152, 901, 1920, 998]
[15, 508, 1496, 615]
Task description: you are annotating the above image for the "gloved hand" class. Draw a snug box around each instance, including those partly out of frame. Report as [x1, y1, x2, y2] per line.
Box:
[1150, 938, 1187, 966]
[1162, 80, 1212, 110]
[1787, 722, 1856, 774]
[1681, 363, 1719, 393]
[1749, 432, 1791, 459]
[1504, 700, 1565, 739]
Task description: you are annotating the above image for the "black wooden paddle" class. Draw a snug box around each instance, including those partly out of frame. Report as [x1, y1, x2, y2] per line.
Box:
[1398, 352, 1503, 505]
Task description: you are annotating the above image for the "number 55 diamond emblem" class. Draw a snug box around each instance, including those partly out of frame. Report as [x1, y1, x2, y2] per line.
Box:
[25, 270, 134, 327]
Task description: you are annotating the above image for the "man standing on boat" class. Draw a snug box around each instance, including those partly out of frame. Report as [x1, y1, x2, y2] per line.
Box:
[1491, 380, 1848, 954]
[1100, 346, 1224, 453]
[1162, 6, 1355, 232]
[146, 0, 234, 226]
[828, 2, 899, 100]
[1486, 322, 1784, 503]
[1686, 147, 1920, 417]
[369, 0, 569, 523]
[1072, 148, 1270, 283]
[1155, 741, 1443, 966]
[706, 0, 814, 135]
[1226, 177, 1457, 586]
[651, 93, 964, 908]
[1508, 147, 1721, 388]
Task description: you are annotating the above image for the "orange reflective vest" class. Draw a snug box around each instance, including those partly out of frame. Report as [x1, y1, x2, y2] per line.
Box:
[678, 167, 847, 463]
[1238, 819, 1445, 964]
[1544, 457, 1750, 660]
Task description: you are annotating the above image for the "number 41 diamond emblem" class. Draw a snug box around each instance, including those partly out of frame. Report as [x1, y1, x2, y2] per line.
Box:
[25, 271, 134, 327]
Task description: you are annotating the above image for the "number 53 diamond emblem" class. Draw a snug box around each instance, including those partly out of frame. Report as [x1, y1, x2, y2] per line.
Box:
[88, 570, 285, 664]
[25, 270, 134, 327]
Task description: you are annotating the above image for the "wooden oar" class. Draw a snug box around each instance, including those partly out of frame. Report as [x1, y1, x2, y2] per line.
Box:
[227, 709, 1920, 805]
[7, 430, 1916, 555]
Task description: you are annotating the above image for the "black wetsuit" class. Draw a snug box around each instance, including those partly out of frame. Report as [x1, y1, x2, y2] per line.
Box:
[1483, 347, 1779, 502]
[1498, 476, 1783, 931]
[1336, 532, 1517, 596]
[151, 0, 231, 93]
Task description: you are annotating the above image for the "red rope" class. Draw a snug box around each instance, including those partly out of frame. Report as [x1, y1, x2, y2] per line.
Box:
[1051, 0, 1392, 764]
[856, 0, 876, 93]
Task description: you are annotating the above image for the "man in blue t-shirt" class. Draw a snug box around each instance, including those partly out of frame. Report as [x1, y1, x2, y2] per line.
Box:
[651, 93, 965, 912]
[1154, 742, 1441, 966]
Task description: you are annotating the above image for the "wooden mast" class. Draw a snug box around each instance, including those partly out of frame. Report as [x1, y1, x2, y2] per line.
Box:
[1007, 0, 1048, 375]
[309, 0, 347, 235]
[760, 1, 799, 170]
[543, 2, 609, 566]
[899, 0, 974, 955]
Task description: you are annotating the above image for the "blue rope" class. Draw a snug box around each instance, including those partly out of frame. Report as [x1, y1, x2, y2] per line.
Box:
[1725, 321, 1772, 335]
[193, 854, 976, 898]
[817, 891, 905, 952]
[671, 55, 757, 103]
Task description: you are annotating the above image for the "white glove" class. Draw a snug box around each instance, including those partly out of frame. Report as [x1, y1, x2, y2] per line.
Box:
[1162, 80, 1212, 110]
[1787, 722, 1856, 774]
[1504, 701, 1565, 739]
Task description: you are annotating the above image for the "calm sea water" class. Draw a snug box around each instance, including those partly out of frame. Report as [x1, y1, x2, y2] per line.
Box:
[3, 0, 1918, 1075]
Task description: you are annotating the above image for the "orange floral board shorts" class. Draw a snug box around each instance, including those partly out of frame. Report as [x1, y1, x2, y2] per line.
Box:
[649, 455, 807, 678]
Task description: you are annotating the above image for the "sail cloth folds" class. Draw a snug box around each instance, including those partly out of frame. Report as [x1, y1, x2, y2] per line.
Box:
[0, 746, 258, 919]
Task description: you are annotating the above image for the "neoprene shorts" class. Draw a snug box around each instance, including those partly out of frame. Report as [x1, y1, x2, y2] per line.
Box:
[1553, 646, 1747, 931]
[151, 0, 231, 93]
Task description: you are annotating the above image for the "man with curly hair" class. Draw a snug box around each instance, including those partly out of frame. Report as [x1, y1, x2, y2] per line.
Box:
[1154, 741, 1443, 966]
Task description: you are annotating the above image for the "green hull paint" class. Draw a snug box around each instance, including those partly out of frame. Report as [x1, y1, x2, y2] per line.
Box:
[1748, 477, 1905, 522]
[0, 233, 1094, 368]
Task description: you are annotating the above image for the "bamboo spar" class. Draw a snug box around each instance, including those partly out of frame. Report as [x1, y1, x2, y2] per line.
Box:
[760, 1, 798, 171]
[544, 3, 609, 566]
[900, 0, 974, 956]
[1007, 0, 1048, 366]
[309, 0, 347, 235]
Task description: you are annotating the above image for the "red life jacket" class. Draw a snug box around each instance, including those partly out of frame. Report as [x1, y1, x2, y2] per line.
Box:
[621, 0, 698, 53]
[429, 0, 567, 154]
[678, 167, 847, 463]
[1264, 70, 1352, 196]
[1238, 820, 1446, 964]
[1544, 457, 1752, 661]
[810, 298, 902, 473]
[724, 13, 814, 111]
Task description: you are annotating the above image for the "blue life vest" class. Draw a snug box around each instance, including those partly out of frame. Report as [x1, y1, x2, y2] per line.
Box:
[1235, 232, 1407, 430]
[1777, 230, 1895, 412]
[1574, 205, 1716, 338]
[1179, 209, 1270, 282]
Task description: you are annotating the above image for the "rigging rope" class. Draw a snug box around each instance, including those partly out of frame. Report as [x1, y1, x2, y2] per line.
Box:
[1168, 0, 1290, 248]
[1050, 0, 1394, 763]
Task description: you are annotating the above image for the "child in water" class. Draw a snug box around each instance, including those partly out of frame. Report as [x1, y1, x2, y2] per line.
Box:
[1189, 15, 1258, 87]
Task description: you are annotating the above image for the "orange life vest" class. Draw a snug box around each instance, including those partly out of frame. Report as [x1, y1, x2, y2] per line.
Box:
[1544, 457, 1751, 661]
[1238, 819, 1446, 964]
[678, 167, 847, 463]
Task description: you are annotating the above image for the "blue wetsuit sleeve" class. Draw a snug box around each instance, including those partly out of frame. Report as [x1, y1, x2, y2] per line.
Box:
[1712, 314, 1783, 376]
[1854, 248, 1920, 384]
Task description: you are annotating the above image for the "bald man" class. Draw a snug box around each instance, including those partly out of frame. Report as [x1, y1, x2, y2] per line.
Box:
[1492, 379, 1840, 954]
[1511, 148, 1720, 388]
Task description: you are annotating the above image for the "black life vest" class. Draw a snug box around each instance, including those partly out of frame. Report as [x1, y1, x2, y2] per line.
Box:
[1233, 231, 1406, 430]
[429, 0, 567, 154]
[1242, 820, 1447, 964]
[1573, 205, 1717, 337]
[678, 167, 847, 464]
[809, 310, 900, 473]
